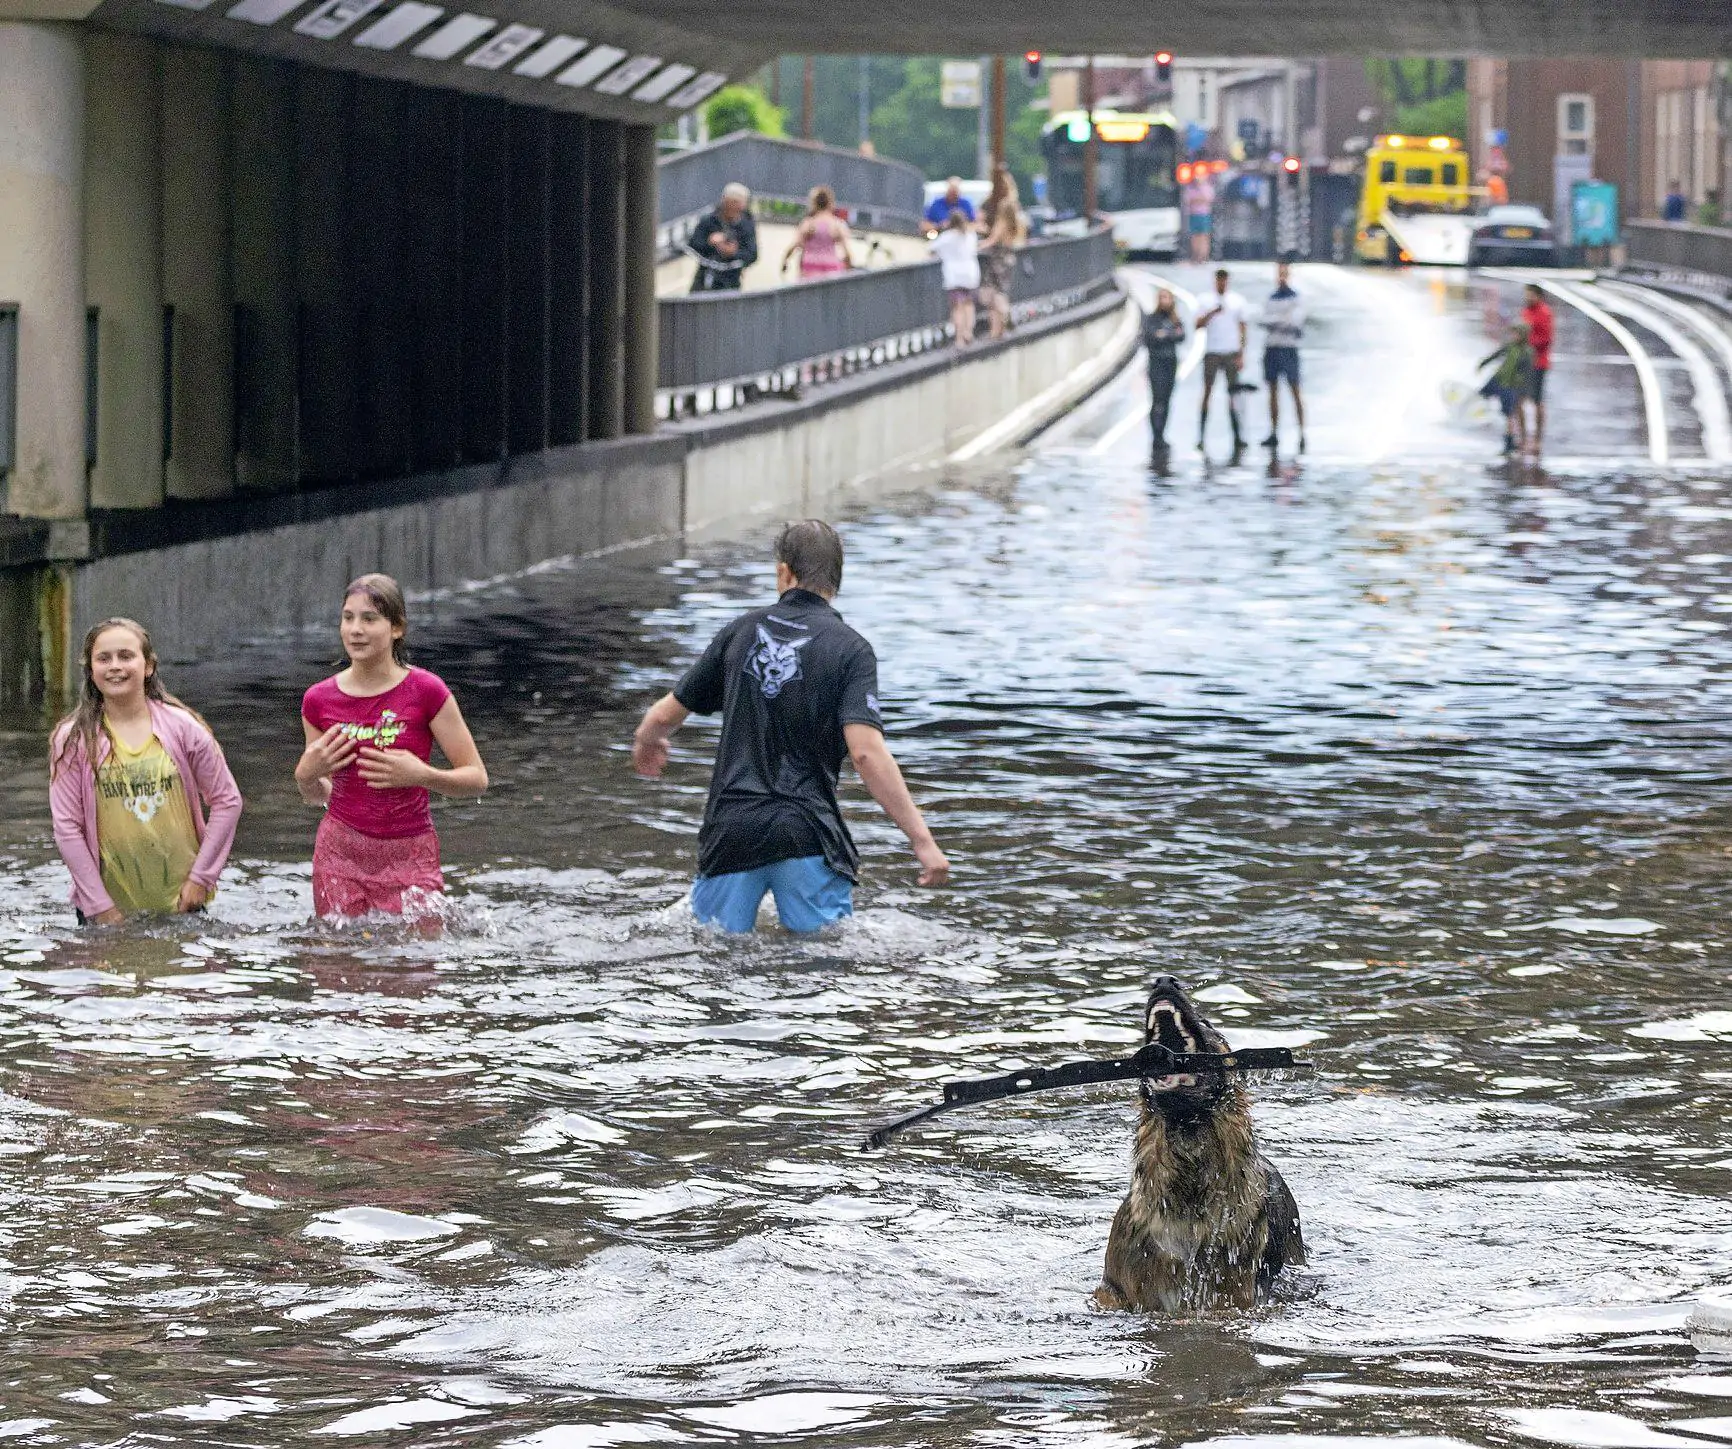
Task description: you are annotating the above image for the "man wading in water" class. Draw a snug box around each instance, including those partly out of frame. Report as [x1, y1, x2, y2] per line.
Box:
[632, 521, 950, 932]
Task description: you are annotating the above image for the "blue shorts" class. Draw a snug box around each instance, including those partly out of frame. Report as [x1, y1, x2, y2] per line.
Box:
[691, 856, 853, 934]
[1187, 214, 1212, 236]
[1263, 347, 1300, 386]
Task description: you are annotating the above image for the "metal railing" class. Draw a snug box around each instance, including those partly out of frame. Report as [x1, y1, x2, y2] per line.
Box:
[658, 131, 927, 249]
[657, 225, 1118, 416]
[1624, 219, 1732, 293]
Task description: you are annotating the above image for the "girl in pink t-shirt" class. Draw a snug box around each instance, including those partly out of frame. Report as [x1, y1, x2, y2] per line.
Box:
[296, 573, 488, 918]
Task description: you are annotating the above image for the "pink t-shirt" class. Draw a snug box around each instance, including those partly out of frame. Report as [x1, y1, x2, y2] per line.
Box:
[301, 667, 452, 839]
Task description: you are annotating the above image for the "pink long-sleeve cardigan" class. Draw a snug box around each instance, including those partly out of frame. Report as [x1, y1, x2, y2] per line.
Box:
[49, 701, 243, 918]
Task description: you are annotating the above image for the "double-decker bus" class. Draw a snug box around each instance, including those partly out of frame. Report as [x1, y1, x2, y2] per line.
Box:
[1041, 109, 1181, 257]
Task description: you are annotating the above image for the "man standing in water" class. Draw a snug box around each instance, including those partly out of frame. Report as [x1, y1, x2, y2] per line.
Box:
[1260, 258, 1306, 455]
[1520, 282, 1555, 457]
[1195, 267, 1248, 460]
[632, 520, 950, 933]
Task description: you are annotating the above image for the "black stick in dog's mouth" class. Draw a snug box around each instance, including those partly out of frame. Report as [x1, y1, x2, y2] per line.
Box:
[863, 1041, 1312, 1150]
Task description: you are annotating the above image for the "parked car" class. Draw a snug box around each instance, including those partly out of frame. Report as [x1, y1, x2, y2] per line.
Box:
[1468, 204, 1558, 267]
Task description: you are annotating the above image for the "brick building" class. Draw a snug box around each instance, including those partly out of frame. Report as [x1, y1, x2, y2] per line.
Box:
[1467, 58, 1724, 225]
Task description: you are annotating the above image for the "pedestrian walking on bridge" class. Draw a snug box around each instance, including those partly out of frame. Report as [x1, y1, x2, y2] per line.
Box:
[688, 182, 759, 293]
[633, 521, 950, 934]
[782, 186, 854, 280]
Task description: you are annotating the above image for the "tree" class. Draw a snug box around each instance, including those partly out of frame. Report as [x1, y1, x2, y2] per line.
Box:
[705, 84, 784, 139]
[867, 57, 1047, 195]
[1364, 59, 1468, 138]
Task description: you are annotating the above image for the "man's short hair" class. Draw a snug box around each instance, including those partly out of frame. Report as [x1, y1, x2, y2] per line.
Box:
[776, 519, 844, 595]
[722, 182, 750, 203]
[1215, 267, 1230, 279]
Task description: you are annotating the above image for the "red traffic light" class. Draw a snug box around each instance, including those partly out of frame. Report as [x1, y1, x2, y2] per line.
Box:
[1155, 50, 1173, 64]
[1024, 49, 1041, 62]
[1282, 156, 1301, 173]
[1022, 49, 1043, 81]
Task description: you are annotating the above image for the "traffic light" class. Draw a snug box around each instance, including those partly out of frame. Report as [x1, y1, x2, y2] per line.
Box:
[1023, 50, 1042, 83]
[1282, 156, 1301, 174]
[1155, 51, 1173, 83]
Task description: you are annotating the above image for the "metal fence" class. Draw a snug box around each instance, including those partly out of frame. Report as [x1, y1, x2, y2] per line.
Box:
[658, 131, 927, 245]
[658, 225, 1118, 416]
[1625, 220, 1732, 293]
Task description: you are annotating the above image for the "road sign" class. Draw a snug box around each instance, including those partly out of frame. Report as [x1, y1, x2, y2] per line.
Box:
[941, 60, 982, 108]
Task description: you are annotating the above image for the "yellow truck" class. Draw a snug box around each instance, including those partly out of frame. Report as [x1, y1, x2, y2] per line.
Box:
[1353, 133, 1476, 265]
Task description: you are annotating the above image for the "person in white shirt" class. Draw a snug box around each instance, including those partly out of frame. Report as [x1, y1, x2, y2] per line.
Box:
[1260, 258, 1307, 454]
[1195, 267, 1248, 457]
[931, 210, 981, 348]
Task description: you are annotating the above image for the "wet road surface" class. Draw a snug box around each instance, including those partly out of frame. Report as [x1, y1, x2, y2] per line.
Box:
[3, 263, 1732, 1445]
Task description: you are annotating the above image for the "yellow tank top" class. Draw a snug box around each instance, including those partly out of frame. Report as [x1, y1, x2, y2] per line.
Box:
[95, 726, 201, 913]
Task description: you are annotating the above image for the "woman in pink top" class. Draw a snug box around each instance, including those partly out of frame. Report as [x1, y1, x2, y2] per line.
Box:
[296, 574, 488, 919]
[49, 617, 243, 923]
[782, 186, 854, 280]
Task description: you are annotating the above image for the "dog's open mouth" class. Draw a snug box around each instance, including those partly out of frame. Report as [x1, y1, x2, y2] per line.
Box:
[1145, 997, 1199, 1092]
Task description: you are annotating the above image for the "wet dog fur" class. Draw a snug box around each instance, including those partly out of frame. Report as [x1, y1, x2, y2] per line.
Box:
[1095, 976, 1304, 1312]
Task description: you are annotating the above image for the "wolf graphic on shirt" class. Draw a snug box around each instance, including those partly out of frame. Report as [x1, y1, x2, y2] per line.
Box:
[745, 626, 811, 700]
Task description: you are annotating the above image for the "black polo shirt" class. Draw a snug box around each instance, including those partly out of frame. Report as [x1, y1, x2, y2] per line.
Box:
[674, 589, 883, 881]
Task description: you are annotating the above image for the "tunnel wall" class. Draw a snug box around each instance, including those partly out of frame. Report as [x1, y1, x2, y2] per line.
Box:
[0, 35, 653, 526]
[56, 290, 1130, 667]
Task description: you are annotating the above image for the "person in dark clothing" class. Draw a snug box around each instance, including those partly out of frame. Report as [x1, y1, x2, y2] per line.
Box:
[1142, 288, 1186, 458]
[687, 182, 760, 293]
[632, 520, 950, 933]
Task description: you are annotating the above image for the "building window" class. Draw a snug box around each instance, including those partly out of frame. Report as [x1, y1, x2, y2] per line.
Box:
[1557, 93, 1593, 157]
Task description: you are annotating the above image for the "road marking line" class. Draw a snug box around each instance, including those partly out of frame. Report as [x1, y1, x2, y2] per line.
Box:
[1600, 280, 1732, 463]
[948, 296, 1141, 463]
[1088, 272, 1208, 455]
[1535, 278, 1669, 466]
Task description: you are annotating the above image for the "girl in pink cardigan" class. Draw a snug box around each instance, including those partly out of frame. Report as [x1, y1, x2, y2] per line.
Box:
[49, 618, 243, 923]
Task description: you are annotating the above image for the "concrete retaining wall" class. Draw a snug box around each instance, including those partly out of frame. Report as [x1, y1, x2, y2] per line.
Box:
[680, 299, 1128, 531]
[40, 286, 1131, 674]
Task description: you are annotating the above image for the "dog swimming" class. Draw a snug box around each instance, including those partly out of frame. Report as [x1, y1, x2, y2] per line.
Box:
[1096, 976, 1305, 1312]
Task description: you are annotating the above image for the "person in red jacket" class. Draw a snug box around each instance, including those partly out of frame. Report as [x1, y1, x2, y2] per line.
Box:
[1521, 283, 1555, 456]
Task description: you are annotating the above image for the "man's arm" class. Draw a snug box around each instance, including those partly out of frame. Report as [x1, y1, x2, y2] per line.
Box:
[735, 215, 759, 270]
[633, 694, 691, 778]
[844, 722, 950, 886]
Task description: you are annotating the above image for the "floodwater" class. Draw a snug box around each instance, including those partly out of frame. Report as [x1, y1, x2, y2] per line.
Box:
[3, 264, 1732, 1446]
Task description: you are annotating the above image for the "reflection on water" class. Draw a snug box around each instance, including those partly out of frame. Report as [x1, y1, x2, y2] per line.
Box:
[5, 444, 1732, 1443]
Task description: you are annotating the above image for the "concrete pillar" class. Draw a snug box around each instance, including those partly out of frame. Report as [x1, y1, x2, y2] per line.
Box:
[586, 120, 625, 442]
[621, 123, 658, 435]
[548, 112, 590, 448]
[230, 57, 297, 493]
[84, 33, 164, 511]
[352, 78, 411, 479]
[404, 86, 463, 473]
[161, 46, 234, 500]
[507, 105, 550, 456]
[0, 23, 85, 520]
[295, 66, 358, 484]
[461, 95, 510, 463]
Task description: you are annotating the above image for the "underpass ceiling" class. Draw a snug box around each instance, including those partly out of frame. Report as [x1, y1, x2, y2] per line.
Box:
[606, 0, 1730, 57]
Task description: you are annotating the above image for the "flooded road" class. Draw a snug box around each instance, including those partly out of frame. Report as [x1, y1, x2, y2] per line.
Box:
[3, 264, 1732, 1445]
